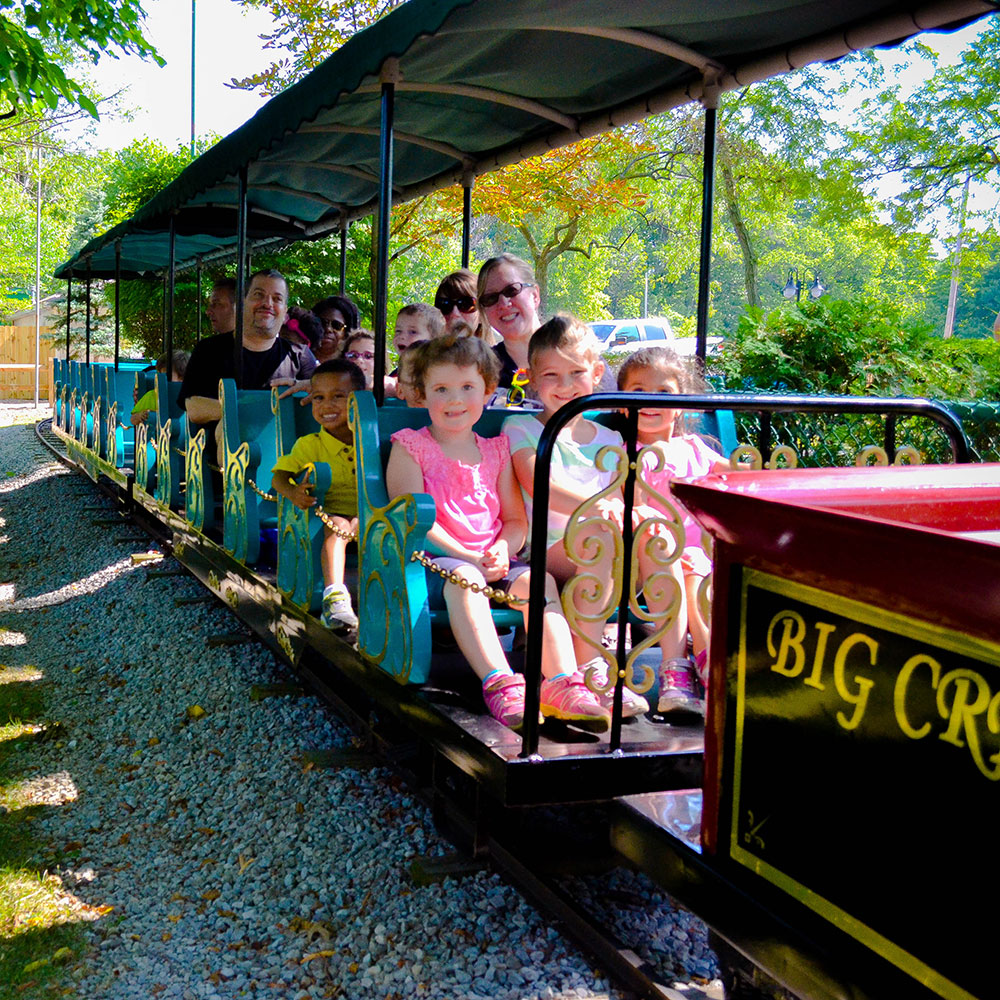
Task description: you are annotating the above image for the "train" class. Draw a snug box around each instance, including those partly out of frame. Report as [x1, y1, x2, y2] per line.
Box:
[46, 3, 999, 998]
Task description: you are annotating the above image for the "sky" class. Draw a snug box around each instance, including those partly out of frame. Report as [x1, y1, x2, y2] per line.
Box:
[72, 0, 275, 151]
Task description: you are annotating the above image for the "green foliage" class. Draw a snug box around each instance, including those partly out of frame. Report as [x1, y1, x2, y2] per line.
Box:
[718, 296, 1000, 401]
[0, 1, 161, 115]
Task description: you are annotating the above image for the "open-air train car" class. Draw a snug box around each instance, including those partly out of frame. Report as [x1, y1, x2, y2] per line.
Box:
[51, 2, 998, 997]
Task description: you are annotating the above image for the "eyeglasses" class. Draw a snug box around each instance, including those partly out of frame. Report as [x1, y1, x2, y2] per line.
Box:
[480, 282, 534, 308]
[322, 319, 347, 334]
[434, 295, 477, 314]
[344, 350, 376, 361]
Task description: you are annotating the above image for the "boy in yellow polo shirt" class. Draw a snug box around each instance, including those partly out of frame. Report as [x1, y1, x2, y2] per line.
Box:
[271, 359, 366, 632]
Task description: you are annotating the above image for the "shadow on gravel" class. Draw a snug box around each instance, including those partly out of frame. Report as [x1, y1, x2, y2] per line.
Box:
[0, 650, 94, 996]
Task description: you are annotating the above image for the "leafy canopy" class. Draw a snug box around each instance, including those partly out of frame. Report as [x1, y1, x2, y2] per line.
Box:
[0, 1, 161, 116]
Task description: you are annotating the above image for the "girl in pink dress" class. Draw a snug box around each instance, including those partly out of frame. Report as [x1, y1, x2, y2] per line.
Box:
[386, 333, 609, 731]
[618, 347, 733, 716]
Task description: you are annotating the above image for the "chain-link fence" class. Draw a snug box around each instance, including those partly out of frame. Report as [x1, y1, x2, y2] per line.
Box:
[720, 391, 996, 467]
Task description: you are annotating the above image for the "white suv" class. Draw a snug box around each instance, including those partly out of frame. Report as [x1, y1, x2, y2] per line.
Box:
[590, 317, 674, 348]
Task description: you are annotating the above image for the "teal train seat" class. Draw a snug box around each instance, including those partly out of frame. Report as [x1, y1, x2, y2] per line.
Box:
[272, 389, 332, 611]
[152, 373, 187, 509]
[219, 380, 279, 566]
[350, 391, 522, 686]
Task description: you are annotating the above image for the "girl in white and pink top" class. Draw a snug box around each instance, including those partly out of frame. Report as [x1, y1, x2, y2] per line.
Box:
[386, 333, 609, 732]
[618, 347, 732, 709]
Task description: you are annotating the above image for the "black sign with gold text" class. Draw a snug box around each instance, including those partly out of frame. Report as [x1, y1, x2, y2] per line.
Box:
[730, 569, 998, 1000]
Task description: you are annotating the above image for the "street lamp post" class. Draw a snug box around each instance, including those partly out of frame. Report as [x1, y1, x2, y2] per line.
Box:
[782, 268, 825, 302]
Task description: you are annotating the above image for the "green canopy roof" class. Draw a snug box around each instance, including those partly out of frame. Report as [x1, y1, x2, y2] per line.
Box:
[56, 0, 997, 278]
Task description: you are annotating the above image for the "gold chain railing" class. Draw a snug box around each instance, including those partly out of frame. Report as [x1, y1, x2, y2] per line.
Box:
[410, 550, 527, 606]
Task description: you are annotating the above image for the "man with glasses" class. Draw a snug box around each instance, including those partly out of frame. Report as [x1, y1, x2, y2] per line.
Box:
[179, 269, 317, 429]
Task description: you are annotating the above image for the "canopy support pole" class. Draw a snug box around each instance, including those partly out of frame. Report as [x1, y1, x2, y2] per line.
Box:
[695, 83, 719, 367]
[161, 275, 167, 352]
[234, 164, 248, 389]
[461, 173, 473, 269]
[167, 215, 176, 365]
[339, 226, 348, 295]
[374, 62, 398, 406]
[65, 275, 72, 360]
[195, 258, 203, 341]
[114, 242, 121, 370]
[85, 275, 91, 366]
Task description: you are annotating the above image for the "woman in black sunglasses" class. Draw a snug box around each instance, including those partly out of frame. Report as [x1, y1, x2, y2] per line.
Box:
[433, 270, 487, 342]
[477, 253, 543, 389]
[312, 294, 360, 362]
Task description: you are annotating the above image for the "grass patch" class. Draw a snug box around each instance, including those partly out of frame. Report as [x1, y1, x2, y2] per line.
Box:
[0, 662, 92, 997]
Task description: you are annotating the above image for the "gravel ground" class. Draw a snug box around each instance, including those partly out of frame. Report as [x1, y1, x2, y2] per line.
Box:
[0, 414, 721, 1000]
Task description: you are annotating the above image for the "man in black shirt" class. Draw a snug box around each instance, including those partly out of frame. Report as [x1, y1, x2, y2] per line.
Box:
[179, 269, 317, 427]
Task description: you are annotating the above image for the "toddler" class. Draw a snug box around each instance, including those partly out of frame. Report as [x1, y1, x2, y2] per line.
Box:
[618, 346, 732, 716]
[504, 314, 688, 719]
[271, 359, 366, 633]
[393, 303, 444, 401]
[386, 333, 609, 731]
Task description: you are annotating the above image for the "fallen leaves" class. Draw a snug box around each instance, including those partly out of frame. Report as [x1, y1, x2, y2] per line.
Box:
[186, 705, 206, 720]
[237, 853, 254, 873]
[201, 889, 220, 902]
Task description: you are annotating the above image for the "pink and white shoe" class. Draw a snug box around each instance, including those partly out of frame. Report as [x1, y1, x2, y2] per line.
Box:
[539, 672, 610, 732]
[482, 673, 527, 729]
[580, 657, 649, 718]
[657, 657, 705, 721]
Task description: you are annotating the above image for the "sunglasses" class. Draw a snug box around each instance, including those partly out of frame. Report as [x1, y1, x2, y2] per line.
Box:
[434, 295, 477, 314]
[322, 319, 348, 334]
[344, 350, 376, 361]
[480, 282, 534, 308]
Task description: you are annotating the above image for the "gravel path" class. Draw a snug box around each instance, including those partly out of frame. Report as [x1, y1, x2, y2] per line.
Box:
[0, 416, 721, 1000]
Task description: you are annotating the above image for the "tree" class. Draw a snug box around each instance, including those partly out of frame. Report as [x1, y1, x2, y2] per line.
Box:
[0, 1, 161, 116]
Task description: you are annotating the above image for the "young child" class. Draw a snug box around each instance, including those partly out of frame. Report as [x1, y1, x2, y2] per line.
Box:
[618, 346, 732, 715]
[385, 333, 610, 731]
[503, 314, 690, 720]
[393, 303, 444, 355]
[393, 303, 444, 401]
[271, 359, 366, 633]
[131, 350, 190, 426]
[342, 330, 378, 389]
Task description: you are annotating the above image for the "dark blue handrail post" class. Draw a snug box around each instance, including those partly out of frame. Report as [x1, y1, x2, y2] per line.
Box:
[461, 173, 473, 269]
[195, 258, 203, 341]
[114, 242, 121, 370]
[234, 164, 248, 389]
[374, 59, 398, 407]
[65, 274, 72, 360]
[695, 77, 719, 367]
[167, 214, 176, 364]
[609, 407, 641, 752]
[85, 272, 91, 366]
[339, 224, 348, 295]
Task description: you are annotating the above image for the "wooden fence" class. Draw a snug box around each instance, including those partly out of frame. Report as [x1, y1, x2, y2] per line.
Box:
[0, 325, 57, 403]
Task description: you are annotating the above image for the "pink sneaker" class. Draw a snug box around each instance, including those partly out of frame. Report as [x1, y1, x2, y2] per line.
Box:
[581, 658, 649, 718]
[539, 672, 611, 732]
[482, 673, 527, 729]
[657, 657, 705, 721]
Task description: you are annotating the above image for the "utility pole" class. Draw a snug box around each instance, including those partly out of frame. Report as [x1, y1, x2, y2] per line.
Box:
[190, 0, 197, 156]
[33, 144, 42, 409]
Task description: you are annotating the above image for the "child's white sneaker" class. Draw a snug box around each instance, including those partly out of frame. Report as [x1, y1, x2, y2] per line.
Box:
[321, 588, 358, 633]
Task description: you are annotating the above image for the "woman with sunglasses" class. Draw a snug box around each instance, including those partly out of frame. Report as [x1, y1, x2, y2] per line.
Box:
[477, 254, 543, 389]
[312, 295, 360, 362]
[433, 270, 488, 342]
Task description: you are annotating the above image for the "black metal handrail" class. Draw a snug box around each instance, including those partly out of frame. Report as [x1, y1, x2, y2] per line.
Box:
[519, 393, 970, 758]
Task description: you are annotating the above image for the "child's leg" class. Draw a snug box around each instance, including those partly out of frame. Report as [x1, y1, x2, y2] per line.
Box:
[320, 517, 358, 631]
[545, 524, 618, 664]
[507, 569, 610, 729]
[320, 517, 355, 590]
[440, 564, 513, 682]
[635, 541, 688, 661]
[684, 570, 710, 658]
[506, 570, 577, 680]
